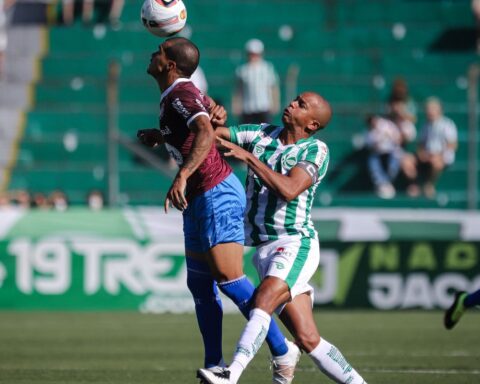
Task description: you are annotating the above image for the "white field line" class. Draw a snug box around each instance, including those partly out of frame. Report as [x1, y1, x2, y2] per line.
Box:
[362, 368, 480, 375]
[346, 351, 479, 357]
[296, 366, 480, 375]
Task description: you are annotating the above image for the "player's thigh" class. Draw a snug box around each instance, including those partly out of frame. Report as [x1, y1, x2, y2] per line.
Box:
[254, 276, 291, 314]
[207, 242, 244, 282]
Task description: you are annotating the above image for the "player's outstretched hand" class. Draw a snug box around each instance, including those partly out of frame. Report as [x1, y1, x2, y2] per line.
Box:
[137, 128, 163, 147]
[216, 137, 251, 163]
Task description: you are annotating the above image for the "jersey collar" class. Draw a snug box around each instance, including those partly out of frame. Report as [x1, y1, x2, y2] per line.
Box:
[160, 78, 192, 102]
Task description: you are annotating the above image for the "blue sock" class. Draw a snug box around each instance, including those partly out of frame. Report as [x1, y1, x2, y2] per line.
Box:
[186, 257, 224, 368]
[218, 275, 288, 357]
[464, 288, 480, 308]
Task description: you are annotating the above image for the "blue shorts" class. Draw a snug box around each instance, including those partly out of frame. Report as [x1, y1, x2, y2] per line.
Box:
[183, 173, 246, 253]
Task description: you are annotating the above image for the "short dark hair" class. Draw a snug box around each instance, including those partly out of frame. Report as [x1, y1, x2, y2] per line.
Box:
[163, 37, 200, 77]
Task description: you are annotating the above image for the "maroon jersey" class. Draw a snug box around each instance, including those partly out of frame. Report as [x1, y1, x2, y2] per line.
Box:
[159, 78, 232, 201]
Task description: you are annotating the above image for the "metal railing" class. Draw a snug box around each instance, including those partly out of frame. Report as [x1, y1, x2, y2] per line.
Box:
[467, 64, 479, 211]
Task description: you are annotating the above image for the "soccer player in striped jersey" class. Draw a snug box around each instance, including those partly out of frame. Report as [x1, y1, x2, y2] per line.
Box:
[198, 92, 367, 384]
[137, 37, 297, 383]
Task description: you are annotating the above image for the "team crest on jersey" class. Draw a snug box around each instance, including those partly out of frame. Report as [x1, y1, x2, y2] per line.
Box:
[253, 145, 265, 157]
[281, 151, 298, 169]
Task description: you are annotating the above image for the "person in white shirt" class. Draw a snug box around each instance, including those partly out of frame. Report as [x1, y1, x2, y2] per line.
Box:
[365, 115, 402, 199]
[232, 38, 280, 124]
[408, 97, 458, 198]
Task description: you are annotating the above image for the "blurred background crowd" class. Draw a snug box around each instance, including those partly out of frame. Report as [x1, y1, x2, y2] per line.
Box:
[0, 0, 477, 209]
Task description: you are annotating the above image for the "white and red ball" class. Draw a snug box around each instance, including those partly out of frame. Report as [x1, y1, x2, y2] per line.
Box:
[141, 0, 187, 38]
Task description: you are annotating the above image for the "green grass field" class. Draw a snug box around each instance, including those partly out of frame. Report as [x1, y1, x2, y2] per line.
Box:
[0, 311, 478, 384]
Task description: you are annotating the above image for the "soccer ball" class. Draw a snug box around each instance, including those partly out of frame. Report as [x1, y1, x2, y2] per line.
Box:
[141, 0, 187, 38]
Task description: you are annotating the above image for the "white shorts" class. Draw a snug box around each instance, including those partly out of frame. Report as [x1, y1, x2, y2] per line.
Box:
[252, 236, 320, 302]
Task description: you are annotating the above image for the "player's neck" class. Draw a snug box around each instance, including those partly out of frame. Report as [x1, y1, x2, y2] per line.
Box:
[159, 73, 181, 92]
[279, 127, 306, 145]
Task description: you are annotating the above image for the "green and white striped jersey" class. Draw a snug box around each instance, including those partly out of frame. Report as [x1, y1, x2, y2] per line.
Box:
[229, 123, 329, 246]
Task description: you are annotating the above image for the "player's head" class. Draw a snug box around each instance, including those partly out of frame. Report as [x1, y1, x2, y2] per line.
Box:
[282, 92, 332, 136]
[163, 37, 200, 77]
[147, 37, 200, 82]
[245, 38, 264, 61]
[425, 96, 442, 122]
[365, 114, 377, 129]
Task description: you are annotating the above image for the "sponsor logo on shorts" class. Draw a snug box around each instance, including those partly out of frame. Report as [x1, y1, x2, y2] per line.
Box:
[274, 262, 285, 270]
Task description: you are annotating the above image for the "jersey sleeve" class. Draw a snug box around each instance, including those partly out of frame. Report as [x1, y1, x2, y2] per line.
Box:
[299, 140, 330, 182]
[171, 88, 210, 127]
[229, 124, 263, 150]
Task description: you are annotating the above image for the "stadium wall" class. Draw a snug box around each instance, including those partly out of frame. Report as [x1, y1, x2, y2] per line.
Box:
[0, 207, 479, 311]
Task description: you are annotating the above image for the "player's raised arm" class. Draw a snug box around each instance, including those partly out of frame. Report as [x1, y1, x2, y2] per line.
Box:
[181, 114, 215, 178]
[164, 114, 215, 212]
[217, 137, 314, 202]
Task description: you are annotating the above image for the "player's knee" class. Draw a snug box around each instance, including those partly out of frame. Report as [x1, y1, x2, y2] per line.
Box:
[295, 330, 321, 353]
[186, 259, 217, 299]
[253, 283, 289, 314]
[187, 272, 216, 299]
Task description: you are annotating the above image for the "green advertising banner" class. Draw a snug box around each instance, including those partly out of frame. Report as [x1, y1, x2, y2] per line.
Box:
[312, 241, 480, 309]
[1, 208, 479, 311]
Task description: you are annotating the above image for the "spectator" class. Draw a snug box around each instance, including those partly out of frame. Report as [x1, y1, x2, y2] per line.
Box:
[387, 96, 418, 185]
[87, 190, 104, 211]
[49, 190, 68, 211]
[472, 0, 480, 53]
[12, 189, 31, 209]
[107, 0, 124, 27]
[387, 78, 417, 124]
[62, 0, 92, 25]
[32, 192, 51, 210]
[365, 115, 402, 199]
[0, 191, 11, 208]
[407, 97, 458, 198]
[232, 38, 280, 124]
[61, 0, 124, 26]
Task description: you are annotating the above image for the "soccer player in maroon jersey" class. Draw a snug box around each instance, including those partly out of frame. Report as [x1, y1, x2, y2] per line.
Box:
[137, 38, 299, 383]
